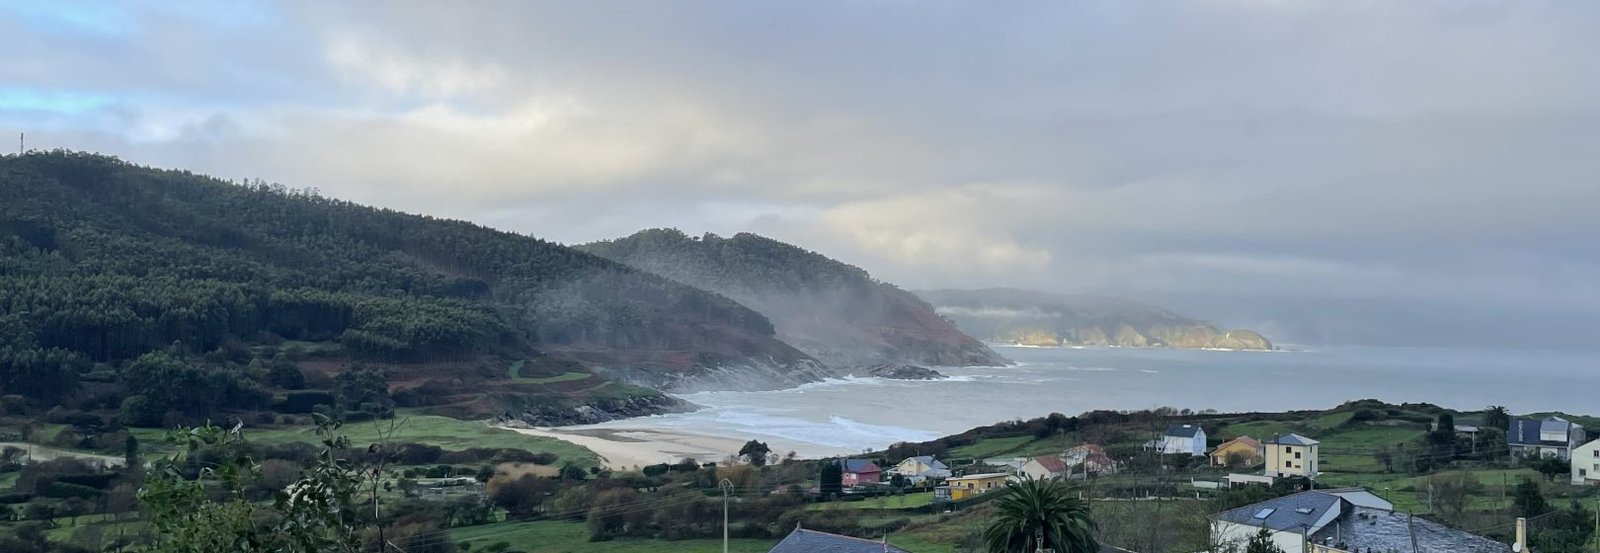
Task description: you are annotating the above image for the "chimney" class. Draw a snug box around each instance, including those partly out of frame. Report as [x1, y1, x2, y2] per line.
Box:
[1515, 517, 1527, 552]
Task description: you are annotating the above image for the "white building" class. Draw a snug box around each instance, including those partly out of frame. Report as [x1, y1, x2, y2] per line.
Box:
[1572, 439, 1600, 485]
[1155, 424, 1207, 456]
[1264, 433, 1320, 479]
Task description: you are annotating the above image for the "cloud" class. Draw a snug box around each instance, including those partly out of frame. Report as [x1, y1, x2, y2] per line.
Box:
[4, 1, 1599, 348]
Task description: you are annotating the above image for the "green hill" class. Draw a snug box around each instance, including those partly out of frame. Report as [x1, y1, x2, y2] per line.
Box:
[0, 152, 827, 425]
[582, 229, 1007, 368]
[917, 288, 1273, 350]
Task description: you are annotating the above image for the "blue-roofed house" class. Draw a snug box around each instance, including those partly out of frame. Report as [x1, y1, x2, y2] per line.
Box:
[769, 526, 913, 553]
[1509, 416, 1586, 460]
[1212, 488, 1509, 553]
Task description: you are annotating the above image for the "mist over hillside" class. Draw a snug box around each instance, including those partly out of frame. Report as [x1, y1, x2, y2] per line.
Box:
[582, 229, 1008, 368]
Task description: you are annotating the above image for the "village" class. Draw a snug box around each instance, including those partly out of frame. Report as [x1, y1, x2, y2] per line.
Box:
[774, 406, 1600, 553]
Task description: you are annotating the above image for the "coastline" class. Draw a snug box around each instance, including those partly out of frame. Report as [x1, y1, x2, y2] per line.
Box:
[501, 424, 755, 470]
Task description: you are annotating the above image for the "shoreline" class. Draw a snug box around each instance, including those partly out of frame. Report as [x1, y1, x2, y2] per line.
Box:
[501, 424, 755, 470]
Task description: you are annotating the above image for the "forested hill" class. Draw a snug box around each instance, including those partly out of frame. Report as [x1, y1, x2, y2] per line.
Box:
[0, 152, 826, 404]
[918, 288, 1274, 350]
[580, 229, 1007, 368]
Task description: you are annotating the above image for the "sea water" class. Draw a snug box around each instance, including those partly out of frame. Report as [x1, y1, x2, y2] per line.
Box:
[575, 345, 1599, 458]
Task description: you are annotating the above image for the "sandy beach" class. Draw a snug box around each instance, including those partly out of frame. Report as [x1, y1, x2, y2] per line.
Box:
[503, 425, 757, 470]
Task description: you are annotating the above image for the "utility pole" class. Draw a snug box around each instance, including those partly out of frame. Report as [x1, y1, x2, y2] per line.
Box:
[17, 132, 21, 155]
[720, 478, 734, 553]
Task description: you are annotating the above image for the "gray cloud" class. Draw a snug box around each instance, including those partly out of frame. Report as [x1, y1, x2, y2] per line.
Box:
[4, 1, 1598, 348]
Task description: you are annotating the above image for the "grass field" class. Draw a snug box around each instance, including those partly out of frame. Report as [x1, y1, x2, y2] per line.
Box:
[806, 492, 936, 511]
[128, 413, 599, 467]
[948, 435, 1069, 460]
[450, 520, 777, 552]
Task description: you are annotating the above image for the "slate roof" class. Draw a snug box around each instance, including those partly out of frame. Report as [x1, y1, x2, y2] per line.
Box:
[841, 459, 881, 474]
[768, 527, 913, 553]
[1310, 506, 1509, 553]
[1213, 490, 1344, 533]
[1029, 455, 1069, 474]
[1510, 417, 1570, 447]
[1266, 433, 1320, 446]
[1165, 424, 1203, 438]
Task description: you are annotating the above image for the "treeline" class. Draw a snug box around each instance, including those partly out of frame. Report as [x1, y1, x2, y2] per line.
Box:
[0, 151, 787, 406]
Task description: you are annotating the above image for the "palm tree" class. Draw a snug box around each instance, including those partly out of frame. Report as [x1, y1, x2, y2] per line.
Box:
[1485, 405, 1511, 431]
[982, 477, 1098, 553]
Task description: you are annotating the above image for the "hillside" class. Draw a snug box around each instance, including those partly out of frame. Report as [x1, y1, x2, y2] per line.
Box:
[581, 229, 1007, 368]
[917, 288, 1273, 350]
[0, 152, 830, 425]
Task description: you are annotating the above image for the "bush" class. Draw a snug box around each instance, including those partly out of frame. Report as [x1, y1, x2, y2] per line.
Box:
[43, 481, 102, 499]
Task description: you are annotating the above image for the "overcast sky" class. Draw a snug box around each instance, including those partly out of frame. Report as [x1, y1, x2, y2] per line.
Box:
[4, 1, 1598, 348]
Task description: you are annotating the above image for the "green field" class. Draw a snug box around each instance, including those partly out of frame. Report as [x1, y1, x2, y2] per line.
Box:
[807, 492, 936, 511]
[948, 435, 1068, 460]
[130, 413, 600, 467]
[450, 520, 778, 552]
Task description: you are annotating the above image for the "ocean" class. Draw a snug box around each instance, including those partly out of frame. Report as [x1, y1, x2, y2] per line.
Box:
[575, 345, 1599, 459]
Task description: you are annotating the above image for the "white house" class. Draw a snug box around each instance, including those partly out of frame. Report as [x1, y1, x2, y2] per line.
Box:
[1020, 456, 1070, 480]
[1212, 489, 1507, 553]
[1264, 433, 1320, 479]
[1510, 417, 1586, 460]
[888, 455, 950, 484]
[1572, 439, 1600, 485]
[1155, 424, 1207, 456]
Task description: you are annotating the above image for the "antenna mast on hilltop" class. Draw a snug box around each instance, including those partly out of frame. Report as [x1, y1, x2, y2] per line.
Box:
[18, 132, 23, 155]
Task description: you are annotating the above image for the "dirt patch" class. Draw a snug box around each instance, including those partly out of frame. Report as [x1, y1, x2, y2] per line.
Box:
[496, 461, 559, 478]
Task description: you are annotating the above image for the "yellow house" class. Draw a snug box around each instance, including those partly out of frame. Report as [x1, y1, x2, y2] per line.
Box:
[944, 473, 1011, 501]
[1264, 433, 1320, 479]
[1210, 436, 1263, 467]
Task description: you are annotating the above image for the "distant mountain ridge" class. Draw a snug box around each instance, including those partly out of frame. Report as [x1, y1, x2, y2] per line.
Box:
[917, 288, 1273, 350]
[581, 229, 1008, 368]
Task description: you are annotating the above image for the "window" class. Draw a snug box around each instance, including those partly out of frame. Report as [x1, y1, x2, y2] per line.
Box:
[1285, 446, 1291, 453]
[1583, 469, 1589, 477]
[1285, 461, 1292, 468]
[1294, 452, 1302, 459]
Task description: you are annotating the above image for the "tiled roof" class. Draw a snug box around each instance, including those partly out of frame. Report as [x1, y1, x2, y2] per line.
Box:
[769, 528, 913, 553]
[1214, 490, 1344, 533]
[1214, 436, 1262, 452]
[1266, 433, 1320, 446]
[1510, 417, 1570, 447]
[1310, 507, 1509, 553]
[841, 459, 881, 473]
[1066, 443, 1104, 455]
[1165, 424, 1203, 438]
[1030, 456, 1069, 474]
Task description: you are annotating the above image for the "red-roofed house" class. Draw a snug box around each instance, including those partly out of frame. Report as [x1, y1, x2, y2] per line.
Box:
[840, 459, 882, 487]
[1021, 455, 1070, 480]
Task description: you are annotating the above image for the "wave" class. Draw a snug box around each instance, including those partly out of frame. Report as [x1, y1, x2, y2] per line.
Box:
[1066, 366, 1119, 372]
[695, 410, 940, 449]
[1139, 369, 1160, 374]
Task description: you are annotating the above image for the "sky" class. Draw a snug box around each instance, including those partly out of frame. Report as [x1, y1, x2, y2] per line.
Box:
[3, 1, 1598, 349]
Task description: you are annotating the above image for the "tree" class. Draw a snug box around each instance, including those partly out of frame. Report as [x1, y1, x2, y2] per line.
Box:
[1372, 447, 1394, 473]
[1484, 405, 1511, 431]
[1532, 457, 1570, 482]
[1513, 477, 1549, 517]
[124, 434, 140, 467]
[738, 440, 771, 467]
[1245, 528, 1285, 553]
[819, 461, 843, 498]
[1427, 473, 1483, 524]
[266, 353, 306, 390]
[982, 477, 1098, 553]
[333, 366, 392, 419]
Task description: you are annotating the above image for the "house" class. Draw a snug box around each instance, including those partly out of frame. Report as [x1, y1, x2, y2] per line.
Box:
[1063, 443, 1104, 465]
[839, 459, 881, 487]
[1211, 436, 1263, 468]
[889, 455, 950, 483]
[1080, 453, 1118, 476]
[769, 525, 913, 553]
[1213, 488, 1508, 553]
[1509, 416, 1587, 459]
[1153, 424, 1207, 456]
[1572, 439, 1600, 485]
[1264, 434, 1320, 479]
[943, 473, 1010, 501]
[1020, 456, 1070, 480]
